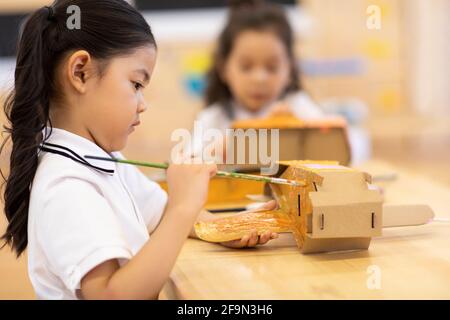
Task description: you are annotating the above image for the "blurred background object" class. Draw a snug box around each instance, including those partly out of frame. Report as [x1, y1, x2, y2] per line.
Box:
[0, 0, 449, 299]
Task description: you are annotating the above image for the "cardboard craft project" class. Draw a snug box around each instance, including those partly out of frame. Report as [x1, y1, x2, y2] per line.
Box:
[228, 115, 352, 168]
[194, 160, 434, 254]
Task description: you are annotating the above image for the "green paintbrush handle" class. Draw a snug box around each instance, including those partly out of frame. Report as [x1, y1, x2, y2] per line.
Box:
[84, 155, 304, 187]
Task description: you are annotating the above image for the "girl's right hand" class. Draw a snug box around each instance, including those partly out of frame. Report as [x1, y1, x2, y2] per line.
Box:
[268, 101, 293, 117]
[166, 161, 217, 219]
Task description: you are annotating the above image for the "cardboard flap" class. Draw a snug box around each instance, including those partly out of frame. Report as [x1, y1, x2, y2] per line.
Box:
[311, 202, 382, 238]
[309, 190, 383, 207]
[231, 115, 347, 129]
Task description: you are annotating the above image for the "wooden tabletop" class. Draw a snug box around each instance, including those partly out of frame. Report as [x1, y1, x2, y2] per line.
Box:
[161, 160, 450, 299]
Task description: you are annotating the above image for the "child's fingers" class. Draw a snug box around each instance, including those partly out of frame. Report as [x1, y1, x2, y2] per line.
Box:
[258, 231, 271, 245]
[220, 231, 279, 248]
[239, 234, 250, 247]
[206, 162, 218, 177]
[260, 200, 278, 211]
[220, 239, 242, 248]
[251, 200, 278, 213]
[247, 231, 259, 247]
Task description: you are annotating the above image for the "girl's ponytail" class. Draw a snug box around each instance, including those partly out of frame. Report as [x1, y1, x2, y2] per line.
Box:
[0, 7, 54, 257]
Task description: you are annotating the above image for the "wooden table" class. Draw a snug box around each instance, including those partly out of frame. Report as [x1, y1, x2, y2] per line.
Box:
[161, 160, 450, 299]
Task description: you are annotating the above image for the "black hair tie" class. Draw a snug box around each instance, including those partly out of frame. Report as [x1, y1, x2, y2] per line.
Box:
[44, 6, 56, 21]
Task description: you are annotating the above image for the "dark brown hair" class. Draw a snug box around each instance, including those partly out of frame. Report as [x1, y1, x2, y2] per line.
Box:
[205, 0, 301, 114]
[0, 0, 156, 257]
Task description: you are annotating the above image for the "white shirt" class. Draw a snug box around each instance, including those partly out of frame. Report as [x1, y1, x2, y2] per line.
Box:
[27, 128, 168, 299]
[192, 91, 324, 155]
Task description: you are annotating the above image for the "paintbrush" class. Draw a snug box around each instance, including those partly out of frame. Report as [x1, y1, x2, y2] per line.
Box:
[84, 155, 304, 187]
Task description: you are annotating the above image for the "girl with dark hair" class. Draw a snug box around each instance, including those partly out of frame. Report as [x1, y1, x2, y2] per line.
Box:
[193, 0, 324, 155]
[0, 0, 277, 299]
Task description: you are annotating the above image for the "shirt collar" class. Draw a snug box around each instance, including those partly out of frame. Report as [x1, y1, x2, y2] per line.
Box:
[40, 127, 116, 175]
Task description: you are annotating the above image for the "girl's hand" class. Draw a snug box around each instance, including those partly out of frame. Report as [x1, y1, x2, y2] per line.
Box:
[269, 102, 293, 117]
[219, 200, 279, 248]
[166, 160, 217, 219]
[220, 230, 279, 248]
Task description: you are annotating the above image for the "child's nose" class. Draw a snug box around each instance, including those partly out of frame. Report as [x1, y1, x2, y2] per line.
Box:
[138, 98, 148, 113]
[253, 69, 269, 82]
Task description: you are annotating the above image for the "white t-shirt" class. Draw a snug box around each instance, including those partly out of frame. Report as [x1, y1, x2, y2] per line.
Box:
[27, 128, 168, 299]
[191, 91, 324, 155]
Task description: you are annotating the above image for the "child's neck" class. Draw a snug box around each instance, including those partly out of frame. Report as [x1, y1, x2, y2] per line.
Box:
[232, 99, 272, 118]
[50, 107, 96, 146]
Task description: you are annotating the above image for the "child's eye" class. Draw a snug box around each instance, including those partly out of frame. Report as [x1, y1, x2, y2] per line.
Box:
[239, 63, 253, 72]
[266, 65, 279, 73]
[132, 81, 144, 91]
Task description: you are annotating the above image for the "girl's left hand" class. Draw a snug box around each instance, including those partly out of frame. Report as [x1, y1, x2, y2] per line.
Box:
[218, 200, 279, 248]
[220, 230, 279, 248]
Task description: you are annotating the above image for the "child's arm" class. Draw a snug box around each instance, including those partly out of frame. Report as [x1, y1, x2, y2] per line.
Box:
[188, 201, 279, 248]
[80, 163, 217, 300]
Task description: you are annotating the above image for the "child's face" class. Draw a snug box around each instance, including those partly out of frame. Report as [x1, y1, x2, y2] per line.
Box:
[222, 30, 291, 112]
[83, 46, 156, 152]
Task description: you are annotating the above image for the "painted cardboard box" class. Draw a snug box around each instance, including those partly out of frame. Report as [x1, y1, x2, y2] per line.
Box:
[195, 160, 385, 254]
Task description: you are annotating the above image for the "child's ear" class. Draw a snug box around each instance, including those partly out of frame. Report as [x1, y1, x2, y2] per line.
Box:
[66, 50, 93, 94]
